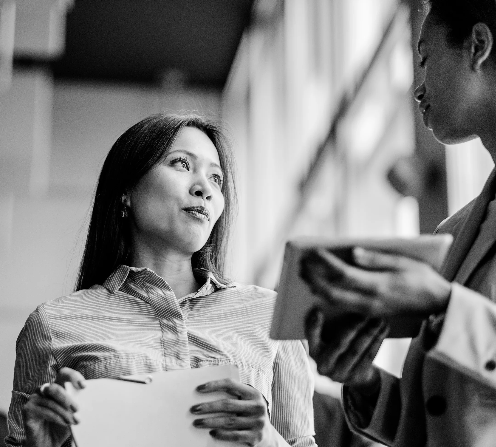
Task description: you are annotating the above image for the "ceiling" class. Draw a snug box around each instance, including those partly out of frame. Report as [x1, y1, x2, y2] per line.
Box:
[47, 0, 255, 89]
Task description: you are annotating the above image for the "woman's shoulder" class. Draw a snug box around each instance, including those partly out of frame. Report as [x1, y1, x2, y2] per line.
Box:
[33, 284, 109, 316]
[224, 282, 277, 301]
[18, 286, 106, 340]
[211, 282, 278, 313]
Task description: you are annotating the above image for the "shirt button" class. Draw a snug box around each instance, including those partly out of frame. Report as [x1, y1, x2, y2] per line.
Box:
[485, 359, 496, 371]
[426, 395, 446, 416]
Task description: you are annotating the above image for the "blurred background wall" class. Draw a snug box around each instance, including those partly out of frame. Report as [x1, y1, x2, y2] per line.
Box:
[0, 0, 494, 423]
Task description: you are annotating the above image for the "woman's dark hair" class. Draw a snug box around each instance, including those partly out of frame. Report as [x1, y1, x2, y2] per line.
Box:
[75, 113, 237, 291]
[424, 0, 496, 55]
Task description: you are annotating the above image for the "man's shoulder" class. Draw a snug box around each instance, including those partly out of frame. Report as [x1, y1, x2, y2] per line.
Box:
[436, 198, 477, 235]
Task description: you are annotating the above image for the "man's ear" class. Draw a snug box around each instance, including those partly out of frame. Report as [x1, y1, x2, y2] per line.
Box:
[471, 22, 493, 70]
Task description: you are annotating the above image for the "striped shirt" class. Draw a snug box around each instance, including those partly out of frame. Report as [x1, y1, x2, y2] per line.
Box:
[6, 265, 316, 446]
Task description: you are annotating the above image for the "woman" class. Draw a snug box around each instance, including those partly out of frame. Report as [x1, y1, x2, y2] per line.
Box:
[6, 114, 316, 447]
[302, 0, 496, 446]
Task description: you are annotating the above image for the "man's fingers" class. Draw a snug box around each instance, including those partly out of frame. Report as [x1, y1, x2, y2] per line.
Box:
[305, 308, 325, 359]
[301, 249, 347, 285]
[353, 247, 414, 271]
[302, 248, 381, 301]
[334, 319, 388, 382]
[306, 309, 369, 374]
[310, 317, 387, 382]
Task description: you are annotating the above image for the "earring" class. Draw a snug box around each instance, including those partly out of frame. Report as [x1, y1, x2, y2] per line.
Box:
[121, 193, 129, 219]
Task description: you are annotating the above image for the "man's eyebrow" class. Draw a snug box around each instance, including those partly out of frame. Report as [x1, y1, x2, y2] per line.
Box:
[417, 39, 425, 55]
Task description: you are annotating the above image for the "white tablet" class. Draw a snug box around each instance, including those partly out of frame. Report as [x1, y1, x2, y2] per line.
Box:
[269, 234, 453, 340]
[68, 365, 240, 447]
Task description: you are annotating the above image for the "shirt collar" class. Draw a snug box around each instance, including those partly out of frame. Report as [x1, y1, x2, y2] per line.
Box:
[103, 265, 233, 296]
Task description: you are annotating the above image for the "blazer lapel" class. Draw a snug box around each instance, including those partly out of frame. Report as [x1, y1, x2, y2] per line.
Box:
[441, 169, 496, 282]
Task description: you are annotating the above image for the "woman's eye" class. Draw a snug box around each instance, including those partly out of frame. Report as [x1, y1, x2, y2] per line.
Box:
[418, 57, 427, 68]
[171, 157, 190, 170]
[211, 174, 223, 187]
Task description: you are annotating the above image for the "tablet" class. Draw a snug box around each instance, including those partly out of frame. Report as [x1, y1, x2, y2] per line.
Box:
[67, 365, 240, 447]
[269, 234, 453, 340]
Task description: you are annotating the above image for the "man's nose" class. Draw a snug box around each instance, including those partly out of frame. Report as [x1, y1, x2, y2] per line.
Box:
[414, 82, 425, 103]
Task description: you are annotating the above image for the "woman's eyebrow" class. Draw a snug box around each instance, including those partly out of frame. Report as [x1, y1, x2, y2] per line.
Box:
[167, 149, 222, 170]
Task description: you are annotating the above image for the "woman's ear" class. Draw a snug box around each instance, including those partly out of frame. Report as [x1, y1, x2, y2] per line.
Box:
[121, 192, 131, 208]
[471, 22, 493, 70]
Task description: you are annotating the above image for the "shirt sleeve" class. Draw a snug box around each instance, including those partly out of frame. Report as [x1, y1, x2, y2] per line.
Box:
[342, 282, 496, 446]
[5, 306, 59, 447]
[429, 282, 496, 388]
[271, 340, 316, 447]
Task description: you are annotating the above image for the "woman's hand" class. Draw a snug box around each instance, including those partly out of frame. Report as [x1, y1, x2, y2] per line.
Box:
[190, 379, 282, 446]
[301, 247, 452, 318]
[23, 367, 86, 447]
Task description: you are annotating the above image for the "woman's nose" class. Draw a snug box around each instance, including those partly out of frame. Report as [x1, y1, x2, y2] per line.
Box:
[190, 178, 212, 200]
[414, 82, 425, 103]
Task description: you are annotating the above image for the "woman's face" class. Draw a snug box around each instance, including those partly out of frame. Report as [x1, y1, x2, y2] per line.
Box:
[414, 14, 478, 144]
[128, 126, 225, 257]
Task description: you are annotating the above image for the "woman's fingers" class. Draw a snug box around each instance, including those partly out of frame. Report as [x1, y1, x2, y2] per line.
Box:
[24, 368, 84, 428]
[39, 383, 78, 413]
[25, 402, 67, 427]
[196, 379, 256, 400]
[208, 428, 262, 446]
[193, 414, 264, 430]
[26, 395, 78, 426]
[192, 380, 272, 445]
[56, 367, 86, 390]
[191, 397, 264, 417]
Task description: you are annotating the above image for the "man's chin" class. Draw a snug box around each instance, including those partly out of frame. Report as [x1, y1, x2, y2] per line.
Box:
[430, 125, 477, 146]
[436, 134, 477, 146]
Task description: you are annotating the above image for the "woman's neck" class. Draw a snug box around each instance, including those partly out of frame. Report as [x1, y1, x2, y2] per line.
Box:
[130, 249, 200, 299]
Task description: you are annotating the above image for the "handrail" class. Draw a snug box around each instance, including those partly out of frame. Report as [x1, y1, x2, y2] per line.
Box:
[253, 3, 411, 284]
[299, 3, 410, 196]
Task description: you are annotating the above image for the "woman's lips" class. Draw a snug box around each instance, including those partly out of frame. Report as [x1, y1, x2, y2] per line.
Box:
[183, 206, 210, 222]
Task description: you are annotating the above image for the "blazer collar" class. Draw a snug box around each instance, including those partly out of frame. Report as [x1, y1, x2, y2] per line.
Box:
[441, 168, 496, 282]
